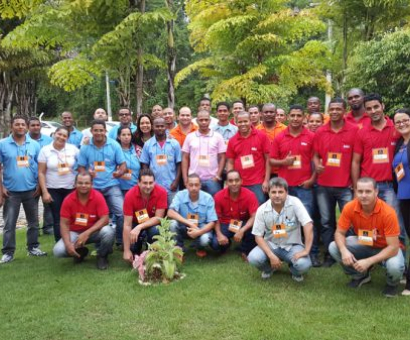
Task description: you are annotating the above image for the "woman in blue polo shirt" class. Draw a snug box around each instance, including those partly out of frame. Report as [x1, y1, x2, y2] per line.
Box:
[393, 108, 410, 295]
[117, 126, 140, 195]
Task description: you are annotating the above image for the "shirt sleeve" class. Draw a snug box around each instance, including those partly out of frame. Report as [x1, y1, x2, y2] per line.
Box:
[169, 191, 182, 211]
[214, 193, 223, 218]
[226, 136, 235, 159]
[248, 192, 259, 215]
[156, 186, 168, 210]
[123, 190, 135, 217]
[337, 202, 354, 231]
[60, 196, 72, 219]
[173, 141, 182, 163]
[38, 147, 47, 163]
[353, 130, 364, 154]
[139, 143, 150, 165]
[205, 196, 218, 222]
[383, 209, 400, 237]
[252, 206, 266, 237]
[293, 197, 313, 226]
[181, 134, 191, 153]
[77, 146, 88, 168]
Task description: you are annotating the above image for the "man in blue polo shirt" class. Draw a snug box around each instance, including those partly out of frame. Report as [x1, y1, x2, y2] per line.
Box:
[167, 173, 217, 257]
[78, 120, 126, 246]
[62, 111, 83, 148]
[140, 117, 181, 205]
[108, 107, 137, 140]
[0, 115, 47, 264]
[28, 116, 54, 235]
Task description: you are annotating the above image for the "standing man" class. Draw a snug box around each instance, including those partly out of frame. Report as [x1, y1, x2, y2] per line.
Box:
[182, 110, 226, 196]
[345, 88, 371, 129]
[151, 105, 163, 119]
[108, 107, 136, 140]
[248, 177, 313, 282]
[230, 100, 245, 125]
[270, 105, 319, 266]
[170, 106, 198, 147]
[193, 97, 218, 128]
[329, 177, 404, 297]
[212, 102, 238, 143]
[122, 169, 167, 262]
[248, 105, 261, 127]
[275, 108, 287, 124]
[0, 115, 46, 263]
[256, 103, 286, 141]
[53, 172, 115, 270]
[212, 170, 258, 258]
[307, 96, 329, 124]
[163, 107, 177, 133]
[28, 117, 54, 235]
[167, 173, 217, 257]
[226, 111, 270, 205]
[140, 118, 181, 205]
[77, 120, 126, 247]
[313, 98, 359, 267]
[61, 111, 83, 148]
[81, 108, 108, 143]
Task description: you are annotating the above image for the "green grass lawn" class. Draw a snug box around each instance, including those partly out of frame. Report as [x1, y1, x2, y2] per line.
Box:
[0, 230, 408, 340]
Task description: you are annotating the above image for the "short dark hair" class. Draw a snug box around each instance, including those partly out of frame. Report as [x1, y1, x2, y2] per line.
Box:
[357, 177, 377, 190]
[11, 115, 28, 126]
[247, 105, 259, 111]
[91, 119, 106, 130]
[55, 126, 70, 137]
[138, 168, 155, 181]
[187, 173, 201, 181]
[226, 169, 241, 179]
[395, 108, 410, 117]
[216, 101, 230, 110]
[28, 116, 40, 125]
[232, 100, 244, 106]
[329, 97, 346, 109]
[199, 97, 211, 104]
[289, 104, 304, 112]
[75, 171, 93, 183]
[364, 93, 383, 105]
[118, 107, 131, 114]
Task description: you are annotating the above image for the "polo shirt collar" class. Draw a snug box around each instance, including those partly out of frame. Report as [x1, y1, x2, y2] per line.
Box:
[8, 134, 30, 145]
[263, 196, 292, 213]
[283, 127, 308, 137]
[90, 136, 111, 147]
[182, 190, 207, 205]
[223, 187, 243, 201]
[369, 117, 394, 131]
[195, 130, 214, 137]
[238, 127, 257, 140]
[353, 198, 382, 215]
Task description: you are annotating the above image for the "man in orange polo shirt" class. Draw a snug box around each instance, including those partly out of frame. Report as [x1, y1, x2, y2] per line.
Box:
[170, 106, 198, 147]
[256, 103, 286, 141]
[329, 177, 405, 297]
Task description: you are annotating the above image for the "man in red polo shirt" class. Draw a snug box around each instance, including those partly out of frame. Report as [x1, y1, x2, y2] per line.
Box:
[53, 172, 114, 270]
[329, 177, 404, 297]
[226, 111, 270, 205]
[345, 88, 371, 129]
[270, 104, 320, 266]
[313, 98, 359, 267]
[122, 168, 167, 263]
[212, 170, 258, 258]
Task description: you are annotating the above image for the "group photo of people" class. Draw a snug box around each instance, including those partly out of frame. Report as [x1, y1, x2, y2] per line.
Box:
[1, 90, 409, 298]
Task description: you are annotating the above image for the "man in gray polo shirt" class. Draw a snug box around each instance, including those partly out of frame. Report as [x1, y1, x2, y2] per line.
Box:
[248, 177, 313, 282]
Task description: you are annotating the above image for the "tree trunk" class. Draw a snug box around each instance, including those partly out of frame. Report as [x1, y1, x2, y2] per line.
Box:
[166, 0, 176, 109]
[136, 0, 145, 116]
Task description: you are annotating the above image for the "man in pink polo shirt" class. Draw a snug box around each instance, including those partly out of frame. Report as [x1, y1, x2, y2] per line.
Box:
[313, 98, 359, 267]
[182, 110, 226, 196]
[53, 172, 114, 270]
[226, 111, 270, 205]
[345, 88, 371, 129]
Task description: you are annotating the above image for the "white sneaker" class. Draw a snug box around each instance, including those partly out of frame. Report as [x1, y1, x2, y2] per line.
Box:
[27, 247, 47, 257]
[0, 253, 14, 264]
[261, 271, 273, 279]
[292, 274, 304, 283]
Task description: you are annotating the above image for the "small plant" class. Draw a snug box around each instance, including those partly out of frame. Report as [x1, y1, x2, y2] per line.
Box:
[133, 218, 184, 285]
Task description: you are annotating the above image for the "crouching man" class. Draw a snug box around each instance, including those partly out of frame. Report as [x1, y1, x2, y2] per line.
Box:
[329, 177, 404, 297]
[248, 177, 313, 282]
[53, 172, 115, 270]
[167, 173, 217, 258]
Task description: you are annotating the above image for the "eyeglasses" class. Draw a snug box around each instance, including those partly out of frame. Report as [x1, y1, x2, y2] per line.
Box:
[394, 119, 410, 126]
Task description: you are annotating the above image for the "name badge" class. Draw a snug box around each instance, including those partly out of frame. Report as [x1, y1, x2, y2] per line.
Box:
[58, 163, 70, 175]
[372, 148, 389, 164]
[198, 155, 210, 167]
[228, 219, 242, 233]
[121, 169, 132, 180]
[288, 155, 302, 169]
[136, 209, 149, 224]
[395, 163, 405, 182]
[187, 213, 199, 227]
[75, 213, 89, 227]
[326, 152, 342, 167]
[240, 155, 255, 169]
[156, 154, 168, 166]
[358, 229, 374, 246]
[16, 156, 29, 167]
[94, 161, 106, 172]
[272, 224, 288, 238]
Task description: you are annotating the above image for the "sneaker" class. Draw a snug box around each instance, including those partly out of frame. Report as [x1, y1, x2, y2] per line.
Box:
[401, 289, 410, 296]
[27, 247, 47, 257]
[347, 274, 371, 288]
[196, 250, 207, 258]
[322, 255, 336, 268]
[73, 247, 89, 264]
[382, 284, 398, 298]
[0, 253, 14, 264]
[310, 254, 322, 268]
[96, 256, 109, 270]
[261, 271, 273, 279]
[292, 274, 304, 282]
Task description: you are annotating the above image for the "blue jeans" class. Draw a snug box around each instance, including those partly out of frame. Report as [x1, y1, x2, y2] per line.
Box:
[167, 190, 177, 207]
[244, 184, 267, 206]
[310, 185, 322, 256]
[329, 236, 404, 286]
[248, 243, 312, 276]
[129, 224, 160, 255]
[97, 185, 124, 245]
[211, 221, 256, 255]
[170, 220, 213, 250]
[2, 190, 40, 255]
[316, 186, 352, 254]
[53, 225, 115, 258]
[201, 179, 221, 197]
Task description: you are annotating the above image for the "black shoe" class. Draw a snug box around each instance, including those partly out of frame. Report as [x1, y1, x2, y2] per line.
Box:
[310, 254, 322, 267]
[73, 247, 89, 264]
[42, 228, 54, 235]
[347, 273, 371, 288]
[322, 256, 336, 268]
[382, 284, 398, 298]
[96, 256, 109, 270]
